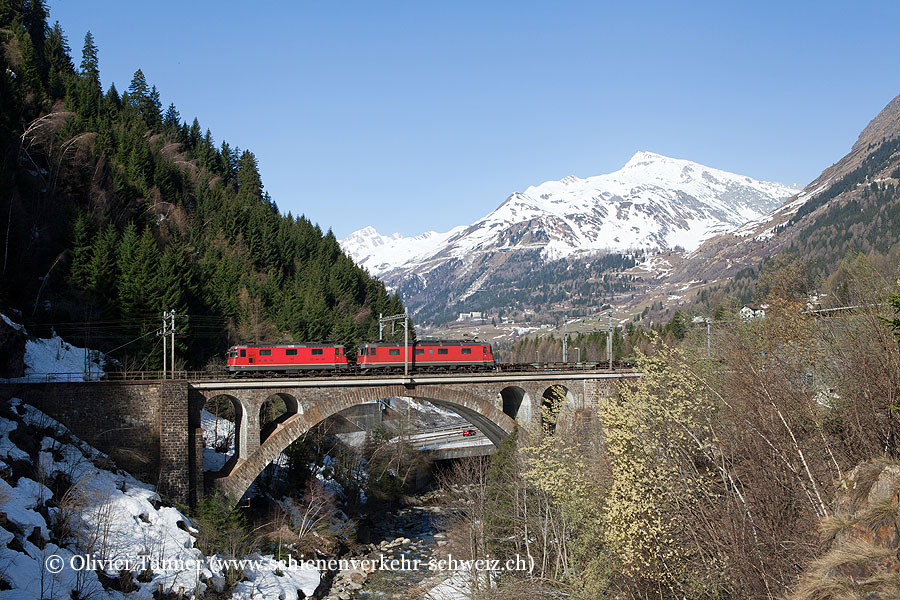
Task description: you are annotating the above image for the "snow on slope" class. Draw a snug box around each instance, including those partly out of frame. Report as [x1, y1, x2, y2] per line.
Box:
[341, 226, 465, 276]
[342, 152, 799, 276]
[1, 315, 106, 381]
[0, 400, 320, 599]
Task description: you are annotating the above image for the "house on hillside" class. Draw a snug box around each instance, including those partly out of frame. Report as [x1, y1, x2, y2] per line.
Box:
[457, 311, 483, 321]
[740, 305, 767, 320]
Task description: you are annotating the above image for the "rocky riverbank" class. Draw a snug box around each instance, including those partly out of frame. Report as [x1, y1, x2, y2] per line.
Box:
[320, 495, 450, 599]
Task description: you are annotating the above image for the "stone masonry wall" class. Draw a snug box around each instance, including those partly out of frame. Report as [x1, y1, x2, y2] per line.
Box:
[0, 382, 161, 482]
[0, 381, 192, 505]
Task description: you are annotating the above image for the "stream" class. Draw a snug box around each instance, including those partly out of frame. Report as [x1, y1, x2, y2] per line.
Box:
[354, 505, 445, 599]
[320, 495, 454, 600]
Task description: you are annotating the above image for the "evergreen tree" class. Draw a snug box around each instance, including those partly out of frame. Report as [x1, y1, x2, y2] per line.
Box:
[87, 224, 118, 300]
[163, 103, 180, 136]
[146, 84, 162, 128]
[68, 213, 93, 288]
[236, 150, 263, 201]
[23, 0, 47, 74]
[44, 20, 72, 97]
[75, 31, 101, 120]
[127, 68, 149, 106]
[16, 22, 42, 95]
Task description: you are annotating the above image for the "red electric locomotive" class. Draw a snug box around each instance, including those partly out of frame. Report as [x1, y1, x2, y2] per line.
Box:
[226, 343, 349, 374]
[357, 340, 495, 371]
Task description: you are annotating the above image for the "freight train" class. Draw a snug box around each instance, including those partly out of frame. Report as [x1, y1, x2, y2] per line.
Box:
[226, 340, 496, 374]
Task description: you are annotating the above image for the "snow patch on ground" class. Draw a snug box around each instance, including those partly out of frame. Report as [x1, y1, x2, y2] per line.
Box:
[425, 570, 474, 599]
[1, 315, 106, 382]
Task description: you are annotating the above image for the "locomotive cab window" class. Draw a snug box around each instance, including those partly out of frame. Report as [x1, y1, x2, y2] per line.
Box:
[285, 349, 297, 356]
[240, 349, 246, 358]
[335, 348, 340, 356]
[259, 349, 272, 356]
[438, 348, 448, 355]
[370, 348, 377, 356]
[389, 349, 401, 356]
[461, 348, 472, 355]
[312, 348, 324, 356]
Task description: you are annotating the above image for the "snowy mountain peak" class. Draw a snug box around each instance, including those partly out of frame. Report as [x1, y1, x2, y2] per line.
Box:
[622, 150, 673, 168]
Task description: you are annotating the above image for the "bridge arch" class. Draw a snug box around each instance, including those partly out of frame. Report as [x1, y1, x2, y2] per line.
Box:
[499, 386, 532, 424]
[213, 384, 520, 502]
[196, 393, 247, 475]
[259, 393, 299, 444]
[541, 384, 575, 434]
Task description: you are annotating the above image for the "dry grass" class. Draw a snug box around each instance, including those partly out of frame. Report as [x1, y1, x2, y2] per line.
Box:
[855, 500, 900, 529]
[846, 459, 900, 508]
[818, 515, 850, 546]
[791, 542, 896, 600]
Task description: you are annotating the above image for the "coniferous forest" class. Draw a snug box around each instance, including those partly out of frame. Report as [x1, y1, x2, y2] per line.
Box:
[0, 1, 404, 369]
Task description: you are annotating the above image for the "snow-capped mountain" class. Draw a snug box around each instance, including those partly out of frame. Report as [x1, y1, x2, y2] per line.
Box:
[345, 152, 798, 275]
[341, 152, 799, 323]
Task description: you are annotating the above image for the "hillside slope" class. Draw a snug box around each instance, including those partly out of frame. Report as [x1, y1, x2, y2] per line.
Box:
[669, 92, 900, 297]
[0, 5, 404, 368]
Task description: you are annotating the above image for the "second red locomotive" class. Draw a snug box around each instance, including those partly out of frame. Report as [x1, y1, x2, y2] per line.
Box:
[357, 340, 495, 371]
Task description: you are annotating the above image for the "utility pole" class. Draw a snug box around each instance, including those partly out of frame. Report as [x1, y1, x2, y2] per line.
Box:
[379, 313, 410, 376]
[607, 310, 613, 370]
[159, 309, 176, 379]
[706, 318, 711, 357]
[170, 309, 176, 377]
[562, 315, 568, 363]
[161, 311, 167, 380]
[379, 313, 383, 341]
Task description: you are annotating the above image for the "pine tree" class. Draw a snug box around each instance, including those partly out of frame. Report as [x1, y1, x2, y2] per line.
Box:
[44, 20, 72, 97]
[68, 214, 93, 288]
[188, 117, 201, 151]
[146, 84, 162, 129]
[127, 68, 149, 106]
[16, 22, 42, 95]
[236, 150, 263, 202]
[75, 31, 101, 120]
[88, 224, 118, 299]
[163, 103, 180, 137]
[23, 0, 47, 74]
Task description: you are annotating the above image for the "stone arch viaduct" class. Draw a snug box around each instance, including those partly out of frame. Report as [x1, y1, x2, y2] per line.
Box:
[1, 371, 636, 505]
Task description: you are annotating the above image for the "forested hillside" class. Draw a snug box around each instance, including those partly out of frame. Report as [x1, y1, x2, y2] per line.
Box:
[0, 1, 403, 368]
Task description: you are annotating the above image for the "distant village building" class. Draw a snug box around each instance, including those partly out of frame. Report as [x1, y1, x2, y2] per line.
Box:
[740, 305, 767, 320]
[457, 311, 483, 321]
[807, 292, 826, 311]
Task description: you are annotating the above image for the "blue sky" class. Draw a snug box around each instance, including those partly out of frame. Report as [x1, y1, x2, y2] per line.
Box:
[48, 1, 900, 239]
